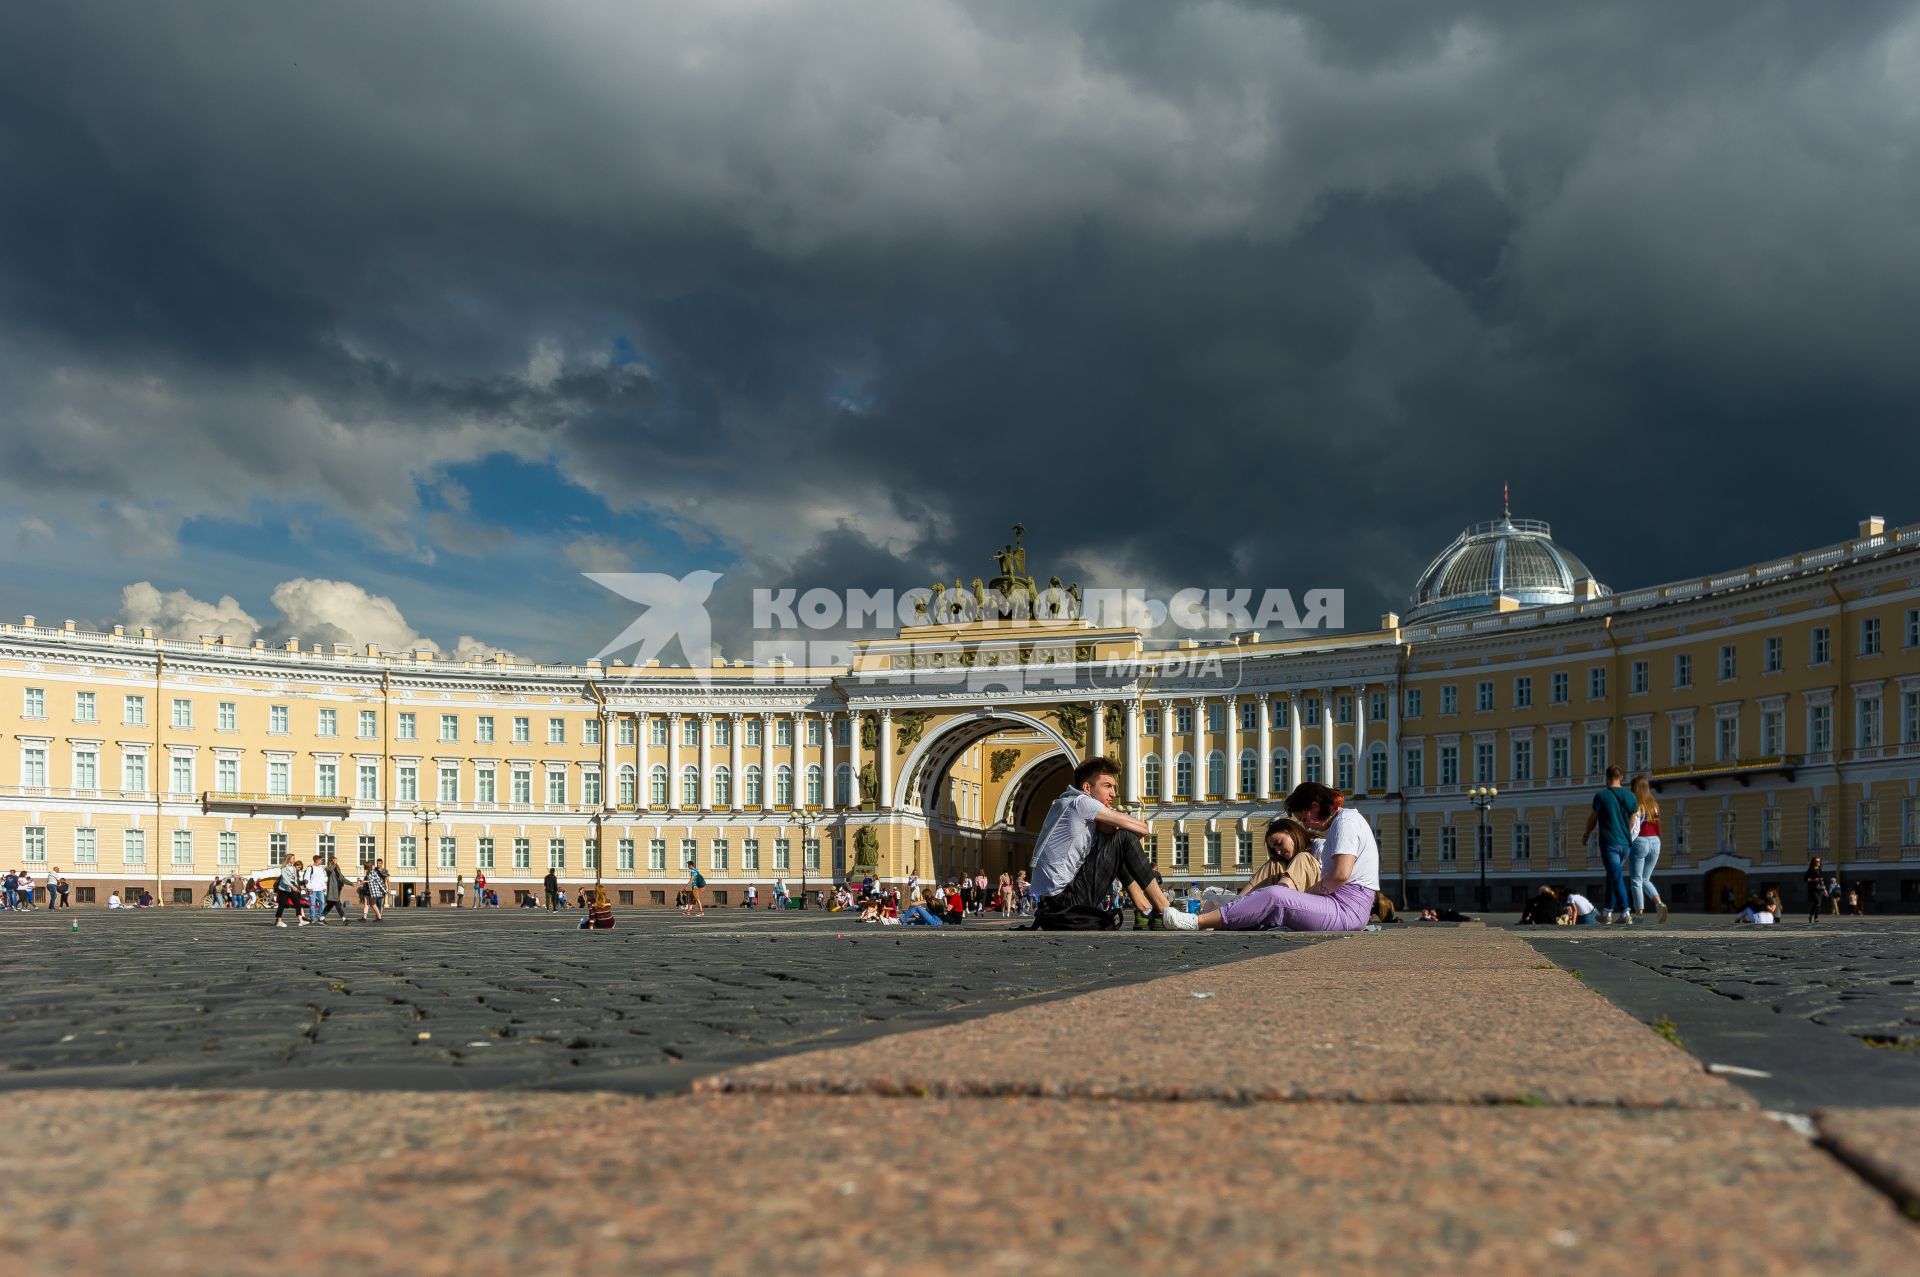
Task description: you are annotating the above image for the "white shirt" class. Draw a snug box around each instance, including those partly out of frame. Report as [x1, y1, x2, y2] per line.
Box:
[1737, 907, 1775, 925]
[1317, 808, 1379, 891]
[1566, 892, 1596, 917]
[108, 894, 124, 909]
[1030, 788, 1105, 898]
[306, 865, 328, 892]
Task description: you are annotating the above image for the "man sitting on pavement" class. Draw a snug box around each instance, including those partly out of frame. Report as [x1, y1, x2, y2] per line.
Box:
[1029, 756, 1176, 931]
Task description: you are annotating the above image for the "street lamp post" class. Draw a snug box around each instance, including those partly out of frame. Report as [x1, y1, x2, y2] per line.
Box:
[1468, 786, 1498, 913]
[412, 805, 440, 907]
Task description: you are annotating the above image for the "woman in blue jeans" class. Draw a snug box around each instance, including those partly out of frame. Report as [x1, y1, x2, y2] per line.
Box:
[1627, 775, 1668, 922]
[901, 887, 947, 926]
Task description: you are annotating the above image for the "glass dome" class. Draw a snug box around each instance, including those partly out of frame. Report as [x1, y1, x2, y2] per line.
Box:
[1405, 510, 1608, 623]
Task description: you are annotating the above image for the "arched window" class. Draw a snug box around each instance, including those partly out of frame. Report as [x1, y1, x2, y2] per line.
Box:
[775, 764, 793, 807]
[1303, 746, 1322, 785]
[1175, 752, 1194, 798]
[1335, 745, 1355, 791]
[713, 765, 731, 806]
[804, 764, 823, 807]
[744, 764, 763, 807]
[680, 765, 699, 808]
[834, 764, 851, 807]
[1143, 754, 1162, 799]
[648, 765, 668, 807]
[1270, 751, 1290, 794]
[1206, 750, 1225, 797]
[1367, 743, 1388, 792]
[1239, 750, 1259, 796]
[617, 764, 636, 807]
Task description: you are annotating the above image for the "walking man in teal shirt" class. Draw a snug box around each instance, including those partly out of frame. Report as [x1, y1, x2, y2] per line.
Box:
[1582, 764, 1639, 924]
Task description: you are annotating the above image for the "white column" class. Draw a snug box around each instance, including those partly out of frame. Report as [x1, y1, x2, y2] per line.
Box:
[877, 709, 894, 808]
[1387, 683, 1401, 794]
[1224, 695, 1240, 802]
[1320, 686, 1334, 787]
[1159, 699, 1174, 801]
[1352, 684, 1367, 793]
[600, 710, 615, 809]
[791, 711, 806, 807]
[1124, 700, 1141, 802]
[1257, 693, 1273, 801]
[636, 712, 651, 811]
[1191, 696, 1208, 800]
[847, 709, 863, 807]
[1090, 700, 1105, 760]
[759, 713, 774, 808]
[1288, 693, 1303, 792]
[822, 711, 837, 809]
[728, 712, 744, 812]
[666, 713, 682, 812]
[697, 712, 713, 811]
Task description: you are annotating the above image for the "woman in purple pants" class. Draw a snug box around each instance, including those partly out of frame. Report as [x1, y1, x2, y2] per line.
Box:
[1165, 783, 1377, 932]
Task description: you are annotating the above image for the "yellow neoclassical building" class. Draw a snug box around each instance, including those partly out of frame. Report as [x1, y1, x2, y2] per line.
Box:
[3, 510, 1919, 911]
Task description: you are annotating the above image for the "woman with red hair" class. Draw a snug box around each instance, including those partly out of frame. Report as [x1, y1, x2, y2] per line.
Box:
[1164, 783, 1379, 933]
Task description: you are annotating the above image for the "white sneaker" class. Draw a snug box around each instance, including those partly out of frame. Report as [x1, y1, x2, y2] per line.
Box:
[297, 919, 309, 927]
[1162, 908, 1198, 931]
[275, 920, 287, 928]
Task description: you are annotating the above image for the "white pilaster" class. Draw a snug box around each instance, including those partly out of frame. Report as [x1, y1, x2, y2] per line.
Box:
[822, 712, 837, 809]
[1124, 700, 1141, 802]
[877, 709, 893, 808]
[728, 712, 744, 812]
[1224, 695, 1239, 802]
[1257, 693, 1273, 801]
[698, 712, 713, 811]
[848, 709, 863, 807]
[666, 712, 682, 812]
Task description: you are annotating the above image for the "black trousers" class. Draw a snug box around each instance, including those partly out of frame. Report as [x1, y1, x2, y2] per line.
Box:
[1037, 828, 1154, 920]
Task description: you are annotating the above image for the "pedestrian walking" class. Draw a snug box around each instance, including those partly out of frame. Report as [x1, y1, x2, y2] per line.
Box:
[684, 861, 705, 916]
[273, 858, 303, 928]
[473, 870, 487, 910]
[453, 873, 465, 909]
[1582, 765, 1637, 924]
[305, 858, 329, 925]
[1804, 855, 1826, 925]
[362, 861, 387, 922]
[1627, 775, 1667, 923]
[543, 868, 560, 912]
[325, 855, 350, 923]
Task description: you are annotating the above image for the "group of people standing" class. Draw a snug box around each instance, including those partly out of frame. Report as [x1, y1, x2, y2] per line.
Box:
[2, 868, 69, 911]
[267, 854, 389, 926]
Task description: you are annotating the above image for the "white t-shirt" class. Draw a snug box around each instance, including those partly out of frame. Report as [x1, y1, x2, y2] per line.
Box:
[108, 894, 124, 909]
[1737, 907, 1776, 925]
[1566, 893, 1596, 917]
[1317, 808, 1379, 891]
[1030, 788, 1104, 898]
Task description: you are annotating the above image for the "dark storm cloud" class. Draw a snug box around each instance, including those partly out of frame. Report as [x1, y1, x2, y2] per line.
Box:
[2, 1, 1918, 656]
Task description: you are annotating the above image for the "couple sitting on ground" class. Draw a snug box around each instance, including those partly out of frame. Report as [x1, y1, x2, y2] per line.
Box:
[1028, 757, 1378, 933]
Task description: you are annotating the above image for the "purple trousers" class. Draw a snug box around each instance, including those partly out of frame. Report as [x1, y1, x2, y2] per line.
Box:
[1216, 880, 1375, 932]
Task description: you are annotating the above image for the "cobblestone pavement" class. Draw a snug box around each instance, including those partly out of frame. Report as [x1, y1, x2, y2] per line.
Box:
[0, 909, 1299, 1091]
[1525, 920, 1920, 1048]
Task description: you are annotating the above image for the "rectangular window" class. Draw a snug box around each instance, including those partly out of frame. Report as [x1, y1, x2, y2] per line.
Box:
[548, 718, 566, 745]
[513, 716, 531, 743]
[1439, 826, 1457, 862]
[397, 763, 417, 803]
[582, 839, 598, 871]
[269, 704, 289, 734]
[1270, 699, 1289, 727]
[1857, 801, 1879, 848]
[1861, 617, 1882, 656]
[171, 698, 192, 729]
[216, 830, 238, 867]
[396, 712, 417, 741]
[1474, 741, 1495, 783]
[1513, 677, 1532, 709]
[1203, 832, 1221, 868]
[397, 836, 418, 869]
[1760, 808, 1780, 853]
[1438, 744, 1459, 787]
[440, 714, 459, 742]
[584, 717, 602, 746]
[513, 838, 531, 870]
[358, 763, 378, 801]
[1302, 698, 1321, 727]
[1673, 654, 1692, 688]
[1143, 709, 1160, 735]
[317, 762, 342, 800]
[72, 689, 96, 722]
[123, 828, 146, 867]
[357, 835, 376, 867]
[1334, 696, 1352, 726]
[1716, 715, 1737, 762]
[617, 838, 636, 872]
[1175, 706, 1193, 734]
[438, 835, 457, 869]
[19, 745, 47, 789]
[439, 765, 459, 803]
[659, 717, 677, 747]
[1906, 799, 1920, 849]
[1761, 708, 1784, 755]
[1476, 681, 1493, 712]
[806, 718, 822, 746]
[1717, 811, 1736, 852]
[743, 718, 760, 747]
[317, 834, 335, 864]
[1672, 722, 1693, 767]
[1404, 689, 1422, 719]
[23, 825, 46, 864]
[477, 837, 495, 870]
[72, 748, 98, 791]
[803, 837, 821, 872]
[708, 838, 729, 871]
[1239, 701, 1259, 732]
[1586, 731, 1607, 777]
[546, 769, 567, 804]
[75, 827, 97, 865]
[1858, 696, 1883, 748]
[1812, 626, 1831, 665]
[1171, 833, 1189, 867]
[548, 838, 566, 869]
[477, 715, 495, 743]
[1370, 691, 1387, 722]
[1551, 672, 1569, 705]
[1440, 686, 1457, 716]
[1810, 704, 1832, 753]
[679, 837, 698, 872]
[619, 716, 636, 746]
[1553, 735, 1574, 779]
[511, 767, 531, 804]
[1403, 747, 1423, 788]
[172, 829, 193, 867]
[359, 709, 378, 738]
[23, 686, 45, 718]
[1905, 691, 1920, 745]
[217, 699, 239, 731]
[1720, 645, 1738, 681]
[1511, 737, 1533, 781]
[1763, 636, 1782, 673]
[1809, 803, 1827, 850]
[765, 837, 785, 871]
[216, 757, 238, 793]
[1624, 729, 1645, 775]
[1630, 661, 1648, 695]
[124, 693, 146, 726]
[1236, 831, 1253, 867]
[583, 769, 603, 806]
[268, 758, 290, 796]
[1512, 823, 1530, 864]
[318, 708, 337, 737]
[476, 768, 496, 803]
[169, 754, 192, 795]
[1588, 667, 1607, 700]
[649, 838, 667, 872]
[122, 751, 146, 793]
